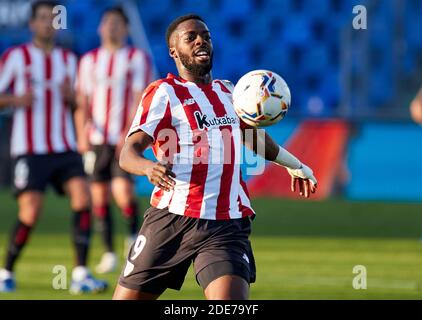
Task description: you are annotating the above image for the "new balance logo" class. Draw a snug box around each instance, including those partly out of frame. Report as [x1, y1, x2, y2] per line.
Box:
[183, 98, 196, 106]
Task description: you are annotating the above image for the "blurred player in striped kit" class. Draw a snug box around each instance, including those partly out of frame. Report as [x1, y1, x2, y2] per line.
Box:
[75, 7, 153, 273]
[0, 1, 107, 294]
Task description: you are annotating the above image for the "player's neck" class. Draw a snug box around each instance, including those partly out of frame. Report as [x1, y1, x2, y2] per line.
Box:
[32, 37, 54, 53]
[101, 41, 125, 53]
[178, 71, 212, 85]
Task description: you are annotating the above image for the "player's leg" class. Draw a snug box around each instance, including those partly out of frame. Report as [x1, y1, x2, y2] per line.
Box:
[87, 145, 117, 273]
[0, 191, 43, 292]
[194, 217, 256, 300]
[64, 176, 92, 267]
[91, 181, 114, 253]
[6, 191, 43, 268]
[203, 274, 249, 300]
[64, 175, 108, 293]
[111, 176, 139, 245]
[116, 207, 193, 300]
[112, 284, 161, 300]
[0, 155, 48, 292]
[55, 151, 107, 294]
[91, 181, 117, 274]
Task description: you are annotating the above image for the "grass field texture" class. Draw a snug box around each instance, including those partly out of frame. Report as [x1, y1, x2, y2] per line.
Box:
[1, 189, 422, 300]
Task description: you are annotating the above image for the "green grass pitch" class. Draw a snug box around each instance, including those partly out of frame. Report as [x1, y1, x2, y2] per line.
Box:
[1, 189, 422, 300]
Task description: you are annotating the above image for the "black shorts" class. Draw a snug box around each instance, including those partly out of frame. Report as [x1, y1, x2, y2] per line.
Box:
[12, 151, 86, 197]
[83, 144, 131, 182]
[118, 207, 256, 294]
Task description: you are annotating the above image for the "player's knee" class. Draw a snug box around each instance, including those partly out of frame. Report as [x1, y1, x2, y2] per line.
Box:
[17, 192, 43, 226]
[66, 178, 91, 210]
[18, 207, 41, 226]
[70, 187, 91, 211]
[116, 197, 134, 214]
[70, 194, 91, 211]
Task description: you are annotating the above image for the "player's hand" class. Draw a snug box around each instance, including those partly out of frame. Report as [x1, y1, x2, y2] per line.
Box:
[145, 163, 176, 192]
[77, 138, 90, 154]
[12, 91, 34, 108]
[287, 164, 317, 198]
[61, 79, 76, 107]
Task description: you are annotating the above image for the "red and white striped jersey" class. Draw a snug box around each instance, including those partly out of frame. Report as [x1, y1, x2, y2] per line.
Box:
[77, 46, 152, 146]
[128, 73, 255, 220]
[0, 43, 77, 157]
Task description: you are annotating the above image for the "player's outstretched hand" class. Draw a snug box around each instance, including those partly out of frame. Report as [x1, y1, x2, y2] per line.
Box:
[146, 163, 176, 192]
[287, 164, 317, 198]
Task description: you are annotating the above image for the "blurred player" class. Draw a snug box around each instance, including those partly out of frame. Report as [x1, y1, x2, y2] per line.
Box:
[410, 88, 422, 124]
[75, 7, 152, 274]
[112, 14, 317, 300]
[0, 1, 107, 294]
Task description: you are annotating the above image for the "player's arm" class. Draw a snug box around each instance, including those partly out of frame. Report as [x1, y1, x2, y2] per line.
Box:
[74, 55, 93, 154]
[0, 50, 33, 110]
[0, 93, 33, 110]
[119, 130, 176, 192]
[241, 125, 317, 198]
[118, 50, 153, 156]
[74, 92, 91, 153]
[116, 91, 143, 158]
[410, 88, 422, 124]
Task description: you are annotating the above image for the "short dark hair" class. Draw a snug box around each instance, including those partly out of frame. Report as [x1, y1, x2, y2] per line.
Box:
[102, 6, 129, 25]
[165, 14, 205, 47]
[30, 0, 58, 20]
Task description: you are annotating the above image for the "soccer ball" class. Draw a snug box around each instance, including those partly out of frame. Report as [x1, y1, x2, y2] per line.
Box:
[232, 70, 291, 127]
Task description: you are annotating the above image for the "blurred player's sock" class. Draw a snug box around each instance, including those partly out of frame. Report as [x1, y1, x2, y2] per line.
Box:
[95, 252, 117, 274]
[0, 268, 16, 292]
[94, 205, 114, 253]
[72, 209, 91, 266]
[122, 202, 139, 238]
[4, 220, 32, 272]
[70, 266, 108, 294]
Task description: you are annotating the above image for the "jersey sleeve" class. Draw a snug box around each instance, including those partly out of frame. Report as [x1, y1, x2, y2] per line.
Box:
[0, 48, 19, 93]
[76, 53, 94, 96]
[131, 49, 153, 93]
[219, 80, 235, 94]
[127, 82, 169, 142]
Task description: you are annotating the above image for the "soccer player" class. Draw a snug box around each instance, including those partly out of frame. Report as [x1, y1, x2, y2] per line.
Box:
[112, 14, 317, 300]
[0, 1, 107, 294]
[75, 7, 152, 274]
[410, 88, 422, 124]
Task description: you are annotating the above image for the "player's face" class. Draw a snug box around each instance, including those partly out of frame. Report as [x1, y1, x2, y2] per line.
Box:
[171, 19, 213, 77]
[99, 13, 128, 44]
[29, 5, 56, 41]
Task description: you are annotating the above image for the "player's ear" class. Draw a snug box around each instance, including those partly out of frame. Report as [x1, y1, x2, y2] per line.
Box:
[169, 47, 177, 59]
